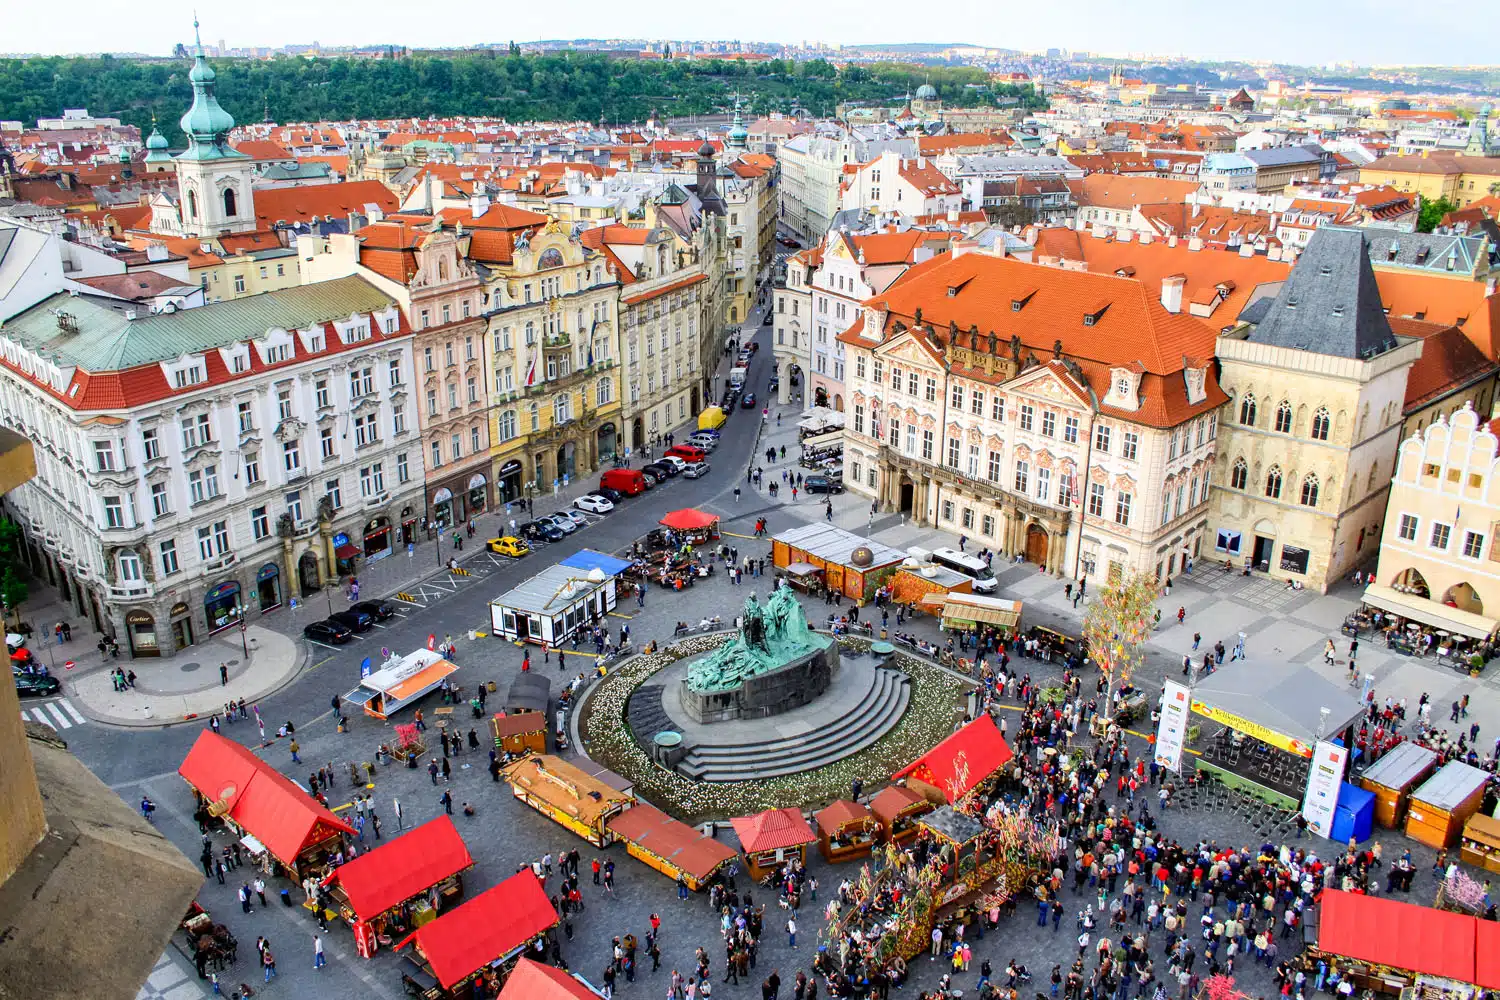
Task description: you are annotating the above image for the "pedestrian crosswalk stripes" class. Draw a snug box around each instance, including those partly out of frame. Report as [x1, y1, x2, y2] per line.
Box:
[17, 697, 87, 729]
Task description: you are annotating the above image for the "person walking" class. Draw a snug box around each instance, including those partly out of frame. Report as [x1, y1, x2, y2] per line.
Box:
[393, 797, 403, 830]
[219, 662, 229, 686]
[289, 738, 300, 764]
[440, 789, 453, 815]
[261, 945, 276, 983]
[253, 877, 267, 907]
[787, 916, 797, 949]
[313, 934, 326, 970]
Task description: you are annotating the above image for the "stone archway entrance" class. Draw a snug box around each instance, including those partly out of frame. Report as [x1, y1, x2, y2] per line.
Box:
[898, 475, 915, 515]
[556, 441, 577, 481]
[632, 417, 645, 451]
[1026, 524, 1049, 566]
[298, 550, 321, 597]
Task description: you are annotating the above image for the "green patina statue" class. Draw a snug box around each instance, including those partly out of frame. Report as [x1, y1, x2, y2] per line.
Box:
[686, 586, 826, 692]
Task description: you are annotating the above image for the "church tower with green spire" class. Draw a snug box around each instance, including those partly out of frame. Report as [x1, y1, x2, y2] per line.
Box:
[170, 18, 256, 235]
[727, 95, 749, 152]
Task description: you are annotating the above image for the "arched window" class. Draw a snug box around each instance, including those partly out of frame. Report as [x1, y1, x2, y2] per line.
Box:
[1239, 393, 1257, 426]
[1231, 459, 1248, 490]
[497, 409, 517, 442]
[596, 376, 613, 406]
[187, 188, 199, 219]
[528, 402, 540, 431]
[524, 321, 535, 346]
[1311, 407, 1331, 441]
[1264, 465, 1283, 499]
[1300, 473, 1320, 507]
[222, 187, 237, 217]
[1275, 400, 1293, 434]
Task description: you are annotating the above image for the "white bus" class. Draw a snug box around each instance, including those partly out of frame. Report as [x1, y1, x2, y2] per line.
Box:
[930, 546, 999, 593]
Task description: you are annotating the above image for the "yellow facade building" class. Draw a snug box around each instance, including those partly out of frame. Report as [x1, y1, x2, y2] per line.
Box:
[1358, 153, 1500, 208]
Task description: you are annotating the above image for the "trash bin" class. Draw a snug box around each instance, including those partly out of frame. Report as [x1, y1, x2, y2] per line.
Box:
[280, 889, 292, 907]
[487, 680, 497, 693]
[467, 629, 477, 641]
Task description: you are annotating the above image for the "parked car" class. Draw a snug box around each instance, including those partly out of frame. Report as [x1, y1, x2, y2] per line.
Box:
[351, 600, 397, 621]
[686, 433, 719, 451]
[762, 312, 773, 325]
[520, 519, 565, 543]
[805, 474, 844, 495]
[600, 469, 647, 496]
[639, 469, 662, 487]
[487, 536, 531, 557]
[540, 513, 578, 534]
[589, 486, 623, 503]
[575, 494, 615, 514]
[643, 461, 678, 480]
[682, 461, 710, 479]
[741, 393, 757, 409]
[328, 609, 374, 633]
[14, 672, 60, 697]
[303, 619, 354, 644]
[659, 455, 686, 471]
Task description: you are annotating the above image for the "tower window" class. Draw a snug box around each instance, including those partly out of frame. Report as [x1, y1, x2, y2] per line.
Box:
[187, 188, 199, 219]
[223, 187, 237, 217]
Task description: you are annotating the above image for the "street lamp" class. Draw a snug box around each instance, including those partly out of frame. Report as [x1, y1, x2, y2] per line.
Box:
[232, 604, 249, 658]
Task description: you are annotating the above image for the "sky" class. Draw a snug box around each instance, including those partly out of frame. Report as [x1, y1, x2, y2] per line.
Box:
[3, 0, 1491, 67]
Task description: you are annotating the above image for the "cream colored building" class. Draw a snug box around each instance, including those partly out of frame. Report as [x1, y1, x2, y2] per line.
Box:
[1368, 403, 1500, 635]
[1208, 228, 1424, 591]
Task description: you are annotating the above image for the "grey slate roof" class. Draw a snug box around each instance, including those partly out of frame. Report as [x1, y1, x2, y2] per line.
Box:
[1242, 144, 1323, 168]
[1353, 225, 1484, 274]
[1244, 227, 1399, 360]
[0, 275, 394, 371]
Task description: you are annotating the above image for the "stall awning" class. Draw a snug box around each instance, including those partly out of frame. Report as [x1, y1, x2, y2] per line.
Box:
[894, 715, 1013, 803]
[730, 807, 816, 854]
[334, 543, 360, 559]
[323, 816, 473, 921]
[178, 731, 353, 864]
[501, 958, 606, 999]
[869, 784, 929, 822]
[559, 549, 633, 577]
[814, 799, 874, 836]
[941, 594, 1022, 628]
[783, 562, 824, 577]
[801, 429, 844, 449]
[397, 871, 557, 990]
[1317, 888, 1477, 984]
[660, 509, 719, 531]
[605, 804, 737, 881]
[387, 658, 458, 703]
[1360, 583, 1497, 639]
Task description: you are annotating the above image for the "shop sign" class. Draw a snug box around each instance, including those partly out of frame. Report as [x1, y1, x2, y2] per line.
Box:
[1302, 740, 1347, 838]
[1189, 698, 1313, 757]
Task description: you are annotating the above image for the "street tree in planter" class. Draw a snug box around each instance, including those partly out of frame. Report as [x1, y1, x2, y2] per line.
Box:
[1080, 572, 1158, 718]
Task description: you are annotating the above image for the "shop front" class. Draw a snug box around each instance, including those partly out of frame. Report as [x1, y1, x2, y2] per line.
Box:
[465, 473, 488, 519]
[596, 422, 617, 463]
[431, 486, 458, 531]
[126, 608, 159, 657]
[204, 581, 242, 635]
[364, 516, 393, 560]
[399, 506, 418, 547]
[496, 460, 524, 505]
[256, 562, 282, 613]
[171, 601, 195, 650]
[333, 532, 360, 577]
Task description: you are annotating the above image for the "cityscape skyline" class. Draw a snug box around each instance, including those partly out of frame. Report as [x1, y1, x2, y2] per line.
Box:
[1, 0, 1492, 69]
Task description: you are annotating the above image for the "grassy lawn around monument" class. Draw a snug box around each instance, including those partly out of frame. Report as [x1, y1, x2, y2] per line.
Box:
[579, 633, 972, 824]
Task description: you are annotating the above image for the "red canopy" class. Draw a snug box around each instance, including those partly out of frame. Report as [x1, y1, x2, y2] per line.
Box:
[606, 803, 737, 881]
[177, 730, 353, 864]
[894, 715, 1013, 803]
[500, 958, 604, 999]
[323, 816, 473, 921]
[1318, 889, 1476, 984]
[398, 871, 556, 990]
[730, 807, 816, 854]
[1474, 919, 1500, 989]
[659, 508, 719, 531]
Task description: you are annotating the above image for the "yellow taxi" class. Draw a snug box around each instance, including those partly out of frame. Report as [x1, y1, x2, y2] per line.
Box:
[486, 536, 530, 558]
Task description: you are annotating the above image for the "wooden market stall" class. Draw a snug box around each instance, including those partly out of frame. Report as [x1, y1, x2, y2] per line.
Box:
[605, 803, 737, 891]
[506, 674, 551, 716]
[489, 564, 617, 646]
[869, 785, 932, 845]
[815, 799, 878, 863]
[178, 730, 354, 880]
[321, 816, 474, 958]
[938, 593, 1023, 635]
[499, 754, 634, 847]
[887, 563, 971, 611]
[343, 649, 459, 720]
[1309, 888, 1495, 998]
[1460, 812, 1500, 874]
[894, 715, 1014, 805]
[772, 523, 905, 604]
[395, 871, 557, 999]
[1358, 741, 1438, 829]
[730, 807, 816, 882]
[499, 958, 607, 999]
[1405, 760, 1491, 848]
[490, 712, 547, 756]
[659, 508, 721, 544]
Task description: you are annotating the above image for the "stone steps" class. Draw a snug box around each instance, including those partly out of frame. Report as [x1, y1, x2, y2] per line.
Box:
[676, 667, 911, 782]
[626, 684, 671, 743]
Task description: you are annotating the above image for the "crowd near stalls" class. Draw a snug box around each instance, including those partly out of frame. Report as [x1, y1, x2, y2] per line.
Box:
[771, 523, 905, 603]
[1355, 583, 1498, 668]
[623, 515, 722, 591]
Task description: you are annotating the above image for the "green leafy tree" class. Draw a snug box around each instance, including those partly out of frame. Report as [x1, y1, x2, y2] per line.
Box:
[1417, 195, 1459, 232]
[1080, 572, 1159, 716]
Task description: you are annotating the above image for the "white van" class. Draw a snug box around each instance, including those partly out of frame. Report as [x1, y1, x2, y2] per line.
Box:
[931, 546, 999, 593]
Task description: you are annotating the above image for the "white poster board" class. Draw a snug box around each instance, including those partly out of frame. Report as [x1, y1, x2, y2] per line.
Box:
[1302, 739, 1348, 839]
[1155, 680, 1191, 771]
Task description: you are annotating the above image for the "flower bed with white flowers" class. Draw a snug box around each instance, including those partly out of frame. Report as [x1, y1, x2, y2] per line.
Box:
[579, 632, 971, 823]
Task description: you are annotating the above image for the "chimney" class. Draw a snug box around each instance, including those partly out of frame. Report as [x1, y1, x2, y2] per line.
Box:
[1160, 274, 1186, 313]
[1187, 236, 1204, 252]
[1168, 234, 1178, 248]
[469, 191, 490, 218]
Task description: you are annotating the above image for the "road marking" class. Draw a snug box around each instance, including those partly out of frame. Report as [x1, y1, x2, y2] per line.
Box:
[310, 656, 335, 670]
[307, 640, 343, 652]
[44, 701, 73, 729]
[721, 530, 755, 539]
[58, 698, 86, 723]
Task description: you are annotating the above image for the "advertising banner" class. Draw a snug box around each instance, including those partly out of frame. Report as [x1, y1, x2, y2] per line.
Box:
[1302, 739, 1348, 838]
[1189, 698, 1314, 758]
[1156, 680, 1191, 771]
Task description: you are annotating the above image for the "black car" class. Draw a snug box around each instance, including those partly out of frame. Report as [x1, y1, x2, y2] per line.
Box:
[640, 469, 662, 487]
[590, 486, 623, 503]
[644, 461, 679, 479]
[520, 519, 566, 542]
[303, 619, 354, 644]
[351, 600, 396, 622]
[805, 474, 844, 495]
[328, 609, 374, 633]
[741, 392, 757, 409]
[14, 672, 60, 697]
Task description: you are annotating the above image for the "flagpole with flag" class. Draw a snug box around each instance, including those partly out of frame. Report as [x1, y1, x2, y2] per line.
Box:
[525, 346, 537, 388]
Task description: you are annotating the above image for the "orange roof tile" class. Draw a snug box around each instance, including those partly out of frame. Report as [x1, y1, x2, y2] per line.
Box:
[232, 139, 294, 161]
[253, 180, 399, 228]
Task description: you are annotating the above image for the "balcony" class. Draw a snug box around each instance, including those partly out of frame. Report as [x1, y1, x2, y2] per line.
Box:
[202, 552, 238, 574]
[108, 581, 154, 601]
[362, 491, 390, 510]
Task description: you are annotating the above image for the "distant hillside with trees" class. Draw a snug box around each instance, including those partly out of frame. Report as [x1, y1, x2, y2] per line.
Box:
[0, 51, 1046, 144]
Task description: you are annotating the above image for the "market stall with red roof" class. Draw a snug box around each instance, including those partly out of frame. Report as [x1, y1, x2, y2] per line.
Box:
[499, 957, 606, 999]
[659, 508, 720, 541]
[605, 803, 737, 891]
[177, 730, 353, 878]
[320, 816, 475, 958]
[395, 870, 557, 996]
[815, 799, 878, 863]
[870, 785, 933, 845]
[894, 714, 1013, 804]
[1311, 889, 1491, 994]
[730, 806, 816, 881]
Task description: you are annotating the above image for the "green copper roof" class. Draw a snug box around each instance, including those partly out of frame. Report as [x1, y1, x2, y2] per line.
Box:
[146, 126, 169, 151]
[1, 276, 396, 372]
[176, 35, 243, 163]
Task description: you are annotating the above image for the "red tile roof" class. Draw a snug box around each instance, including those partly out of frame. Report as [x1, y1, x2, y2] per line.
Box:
[253, 180, 399, 228]
[1394, 319, 1500, 411]
[232, 139, 294, 161]
[730, 807, 815, 854]
[898, 158, 961, 197]
[1070, 173, 1199, 210]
